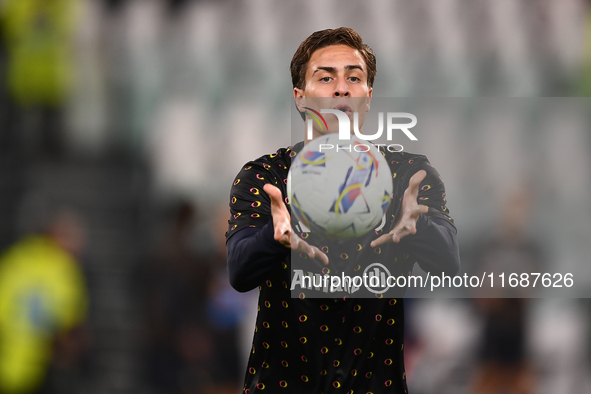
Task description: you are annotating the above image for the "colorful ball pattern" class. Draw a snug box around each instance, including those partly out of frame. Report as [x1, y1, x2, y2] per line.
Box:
[287, 134, 392, 239]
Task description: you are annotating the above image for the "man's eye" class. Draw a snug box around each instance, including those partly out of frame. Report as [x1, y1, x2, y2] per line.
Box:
[320, 77, 331, 82]
[350, 77, 360, 82]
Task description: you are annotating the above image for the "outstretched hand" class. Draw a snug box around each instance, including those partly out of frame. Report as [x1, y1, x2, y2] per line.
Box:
[263, 184, 329, 265]
[371, 170, 429, 248]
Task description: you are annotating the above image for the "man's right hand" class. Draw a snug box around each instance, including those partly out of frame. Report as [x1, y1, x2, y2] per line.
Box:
[263, 184, 329, 265]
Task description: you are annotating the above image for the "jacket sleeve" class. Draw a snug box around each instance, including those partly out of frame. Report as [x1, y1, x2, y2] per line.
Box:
[395, 156, 460, 275]
[226, 222, 289, 292]
[402, 215, 460, 275]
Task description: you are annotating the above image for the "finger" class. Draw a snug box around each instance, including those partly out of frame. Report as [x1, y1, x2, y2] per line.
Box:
[371, 233, 395, 248]
[401, 223, 414, 235]
[273, 216, 291, 243]
[391, 223, 416, 244]
[406, 170, 427, 200]
[408, 205, 429, 221]
[305, 244, 330, 265]
[399, 217, 422, 238]
[303, 244, 315, 259]
[275, 229, 292, 248]
[313, 247, 330, 265]
[409, 169, 427, 189]
[391, 228, 409, 243]
[289, 232, 299, 249]
[296, 238, 329, 265]
[263, 183, 284, 205]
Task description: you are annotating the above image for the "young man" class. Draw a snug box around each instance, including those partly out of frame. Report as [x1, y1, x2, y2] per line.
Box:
[226, 28, 459, 393]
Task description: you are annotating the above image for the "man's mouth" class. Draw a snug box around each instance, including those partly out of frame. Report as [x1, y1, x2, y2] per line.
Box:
[333, 104, 353, 116]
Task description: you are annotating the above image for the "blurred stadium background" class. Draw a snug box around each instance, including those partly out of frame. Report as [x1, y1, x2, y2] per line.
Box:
[0, 0, 591, 393]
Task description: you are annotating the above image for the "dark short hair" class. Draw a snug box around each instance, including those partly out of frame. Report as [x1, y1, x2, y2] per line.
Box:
[290, 27, 376, 90]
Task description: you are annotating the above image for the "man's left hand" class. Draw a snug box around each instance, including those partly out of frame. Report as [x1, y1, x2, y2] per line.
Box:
[371, 170, 429, 247]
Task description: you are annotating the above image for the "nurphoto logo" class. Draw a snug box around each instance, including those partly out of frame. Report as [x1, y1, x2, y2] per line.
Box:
[290, 262, 420, 295]
[305, 109, 418, 153]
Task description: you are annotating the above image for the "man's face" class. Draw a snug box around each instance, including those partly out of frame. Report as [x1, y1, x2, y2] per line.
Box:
[294, 45, 372, 141]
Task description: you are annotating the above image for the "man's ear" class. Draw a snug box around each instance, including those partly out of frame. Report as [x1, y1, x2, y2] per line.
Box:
[294, 87, 306, 112]
[366, 87, 372, 112]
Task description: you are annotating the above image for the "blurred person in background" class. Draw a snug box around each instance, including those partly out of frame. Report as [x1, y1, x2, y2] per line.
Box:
[0, 208, 90, 394]
[472, 188, 542, 394]
[141, 200, 234, 394]
[0, 0, 79, 157]
[202, 205, 250, 394]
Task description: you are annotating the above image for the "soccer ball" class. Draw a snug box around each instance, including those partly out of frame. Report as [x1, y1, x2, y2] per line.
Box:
[287, 134, 392, 239]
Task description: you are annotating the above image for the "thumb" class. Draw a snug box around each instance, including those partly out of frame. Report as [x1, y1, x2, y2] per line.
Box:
[263, 183, 283, 204]
[408, 170, 427, 191]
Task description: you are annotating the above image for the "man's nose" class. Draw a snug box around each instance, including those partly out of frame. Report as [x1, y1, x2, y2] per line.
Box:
[333, 78, 350, 97]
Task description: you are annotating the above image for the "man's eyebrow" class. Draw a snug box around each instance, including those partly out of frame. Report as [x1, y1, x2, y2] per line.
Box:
[311, 66, 336, 75]
[311, 65, 366, 75]
[345, 65, 365, 73]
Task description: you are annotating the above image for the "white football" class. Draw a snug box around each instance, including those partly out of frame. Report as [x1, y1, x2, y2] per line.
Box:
[287, 134, 392, 239]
